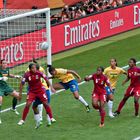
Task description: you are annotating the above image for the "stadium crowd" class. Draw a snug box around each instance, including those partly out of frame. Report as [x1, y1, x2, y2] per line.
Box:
[51, 0, 139, 24]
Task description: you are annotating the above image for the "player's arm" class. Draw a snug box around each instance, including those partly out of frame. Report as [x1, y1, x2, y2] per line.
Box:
[120, 68, 127, 75]
[41, 73, 56, 93]
[67, 70, 81, 82]
[122, 76, 130, 86]
[9, 74, 22, 79]
[19, 74, 26, 100]
[84, 75, 93, 81]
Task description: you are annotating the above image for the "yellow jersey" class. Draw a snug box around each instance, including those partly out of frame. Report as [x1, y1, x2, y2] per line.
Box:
[26, 66, 49, 90]
[54, 68, 75, 83]
[104, 66, 126, 89]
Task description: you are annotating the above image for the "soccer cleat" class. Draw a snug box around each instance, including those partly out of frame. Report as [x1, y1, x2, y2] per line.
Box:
[18, 120, 25, 125]
[113, 111, 120, 117]
[51, 118, 56, 123]
[35, 121, 42, 129]
[47, 122, 51, 127]
[109, 113, 114, 118]
[86, 105, 90, 112]
[0, 118, 2, 124]
[99, 123, 104, 128]
[135, 114, 139, 118]
[11, 108, 20, 115]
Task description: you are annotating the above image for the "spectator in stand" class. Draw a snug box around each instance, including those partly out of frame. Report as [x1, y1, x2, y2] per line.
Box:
[51, 0, 138, 24]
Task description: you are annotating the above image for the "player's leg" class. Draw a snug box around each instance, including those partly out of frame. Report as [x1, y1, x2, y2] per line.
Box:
[70, 80, 90, 112]
[38, 92, 55, 126]
[99, 97, 106, 127]
[46, 89, 51, 104]
[32, 101, 42, 129]
[10, 90, 20, 115]
[0, 96, 3, 124]
[92, 94, 100, 110]
[106, 87, 114, 118]
[114, 94, 131, 116]
[134, 92, 140, 117]
[18, 93, 35, 125]
[53, 83, 65, 90]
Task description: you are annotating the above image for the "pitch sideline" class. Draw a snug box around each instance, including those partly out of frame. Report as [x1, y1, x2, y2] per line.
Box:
[1, 61, 140, 113]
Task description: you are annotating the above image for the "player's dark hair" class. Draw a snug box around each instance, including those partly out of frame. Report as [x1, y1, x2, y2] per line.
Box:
[97, 66, 104, 72]
[36, 64, 40, 70]
[111, 58, 118, 66]
[29, 63, 36, 70]
[32, 58, 38, 64]
[48, 66, 55, 74]
[130, 58, 137, 64]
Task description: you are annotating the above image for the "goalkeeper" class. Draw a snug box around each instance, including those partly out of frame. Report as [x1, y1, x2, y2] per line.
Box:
[0, 59, 22, 124]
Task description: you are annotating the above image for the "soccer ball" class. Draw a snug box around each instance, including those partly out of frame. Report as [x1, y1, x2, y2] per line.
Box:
[41, 42, 49, 50]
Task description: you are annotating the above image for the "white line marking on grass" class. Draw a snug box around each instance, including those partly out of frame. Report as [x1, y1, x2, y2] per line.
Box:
[133, 136, 140, 140]
[1, 61, 140, 113]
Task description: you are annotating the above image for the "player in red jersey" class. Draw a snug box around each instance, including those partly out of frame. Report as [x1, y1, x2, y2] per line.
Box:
[85, 66, 111, 127]
[18, 63, 56, 128]
[114, 58, 140, 117]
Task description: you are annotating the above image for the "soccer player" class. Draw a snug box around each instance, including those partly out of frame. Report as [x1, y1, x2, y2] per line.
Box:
[114, 58, 140, 117]
[85, 66, 111, 127]
[0, 59, 21, 124]
[104, 58, 127, 118]
[28, 58, 53, 122]
[32, 63, 56, 123]
[48, 66, 90, 112]
[18, 63, 56, 128]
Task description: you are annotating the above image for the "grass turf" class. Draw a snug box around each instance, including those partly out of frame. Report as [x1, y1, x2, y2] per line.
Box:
[0, 29, 140, 140]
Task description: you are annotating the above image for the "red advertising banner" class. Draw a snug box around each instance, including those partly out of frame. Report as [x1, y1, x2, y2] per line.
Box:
[0, 3, 140, 67]
[0, 0, 3, 8]
[51, 2, 140, 53]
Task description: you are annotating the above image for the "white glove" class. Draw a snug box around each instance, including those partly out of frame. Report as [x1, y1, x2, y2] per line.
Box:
[15, 75, 22, 79]
[2, 77, 8, 81]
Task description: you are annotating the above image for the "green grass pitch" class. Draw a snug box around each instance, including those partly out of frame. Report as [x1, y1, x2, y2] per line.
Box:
[1, 28, 140, 140]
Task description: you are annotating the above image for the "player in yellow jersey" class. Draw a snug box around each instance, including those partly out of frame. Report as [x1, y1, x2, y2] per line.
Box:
[48, 66, 90, 112]
[104, 58, 127, 118]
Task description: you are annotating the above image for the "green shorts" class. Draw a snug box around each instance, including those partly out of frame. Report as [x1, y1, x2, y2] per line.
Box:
[0, 82, 14, 96]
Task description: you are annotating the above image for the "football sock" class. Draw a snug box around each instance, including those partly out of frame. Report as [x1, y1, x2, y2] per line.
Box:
[22, 106, 30, 121]
[47, 114, 51, 124]
[78, 96, 88, 106]
[134, 102, 139, 116]
[107, 100, 113, 114]
[100, 108, 106, 124]
[34, 114, 40, 122]
[0, 104, 1, 118]
[43, 104, 52, 119]
[12, 97, 17, 110]
[37, 104, 43, 121]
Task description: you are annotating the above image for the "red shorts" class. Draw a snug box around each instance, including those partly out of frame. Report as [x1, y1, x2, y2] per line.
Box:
[125, 86, 140, 97]
[92, 93, 106, 102]
[27, 90, 48, 103]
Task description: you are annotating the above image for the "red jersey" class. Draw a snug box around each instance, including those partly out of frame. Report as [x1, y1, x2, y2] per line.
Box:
[22, 71, 48, 93]
[91, 73, 110, 94]
[128, 66, 140, 87]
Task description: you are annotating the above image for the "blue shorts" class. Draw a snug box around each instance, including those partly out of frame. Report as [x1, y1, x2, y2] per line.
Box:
[33, 89, 51, 106]
[105, 86, 115, 95]
[60, 80, 79, 93]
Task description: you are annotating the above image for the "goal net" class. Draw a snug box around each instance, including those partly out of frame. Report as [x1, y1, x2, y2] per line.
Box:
[0, 8, 52, 94]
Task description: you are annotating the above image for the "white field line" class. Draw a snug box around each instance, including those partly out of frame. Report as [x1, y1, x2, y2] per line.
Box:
[133, 136, 140, 140]
[1, 61, 140, 113]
